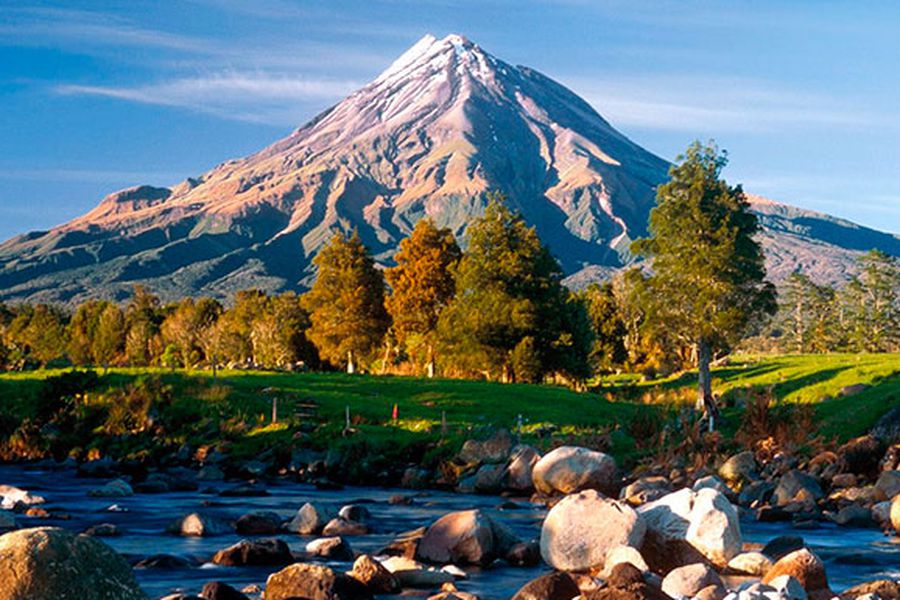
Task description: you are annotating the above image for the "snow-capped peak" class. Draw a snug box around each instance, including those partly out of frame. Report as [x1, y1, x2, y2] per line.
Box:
[373, 33, 491, 86]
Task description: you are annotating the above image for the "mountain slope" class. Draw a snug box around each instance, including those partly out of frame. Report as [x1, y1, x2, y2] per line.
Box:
[0, 34, 896, 303]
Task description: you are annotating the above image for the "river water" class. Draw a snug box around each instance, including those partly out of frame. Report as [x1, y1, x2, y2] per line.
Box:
[0, 464, 897, 599]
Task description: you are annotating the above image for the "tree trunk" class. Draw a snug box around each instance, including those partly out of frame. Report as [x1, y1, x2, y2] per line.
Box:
[346, 350, 355, 374]
[426, 344, 435, 379]
[696, 338, 712, 411]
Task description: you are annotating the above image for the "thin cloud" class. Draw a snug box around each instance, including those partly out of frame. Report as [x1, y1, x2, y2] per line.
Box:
[56, 73, 361, 124]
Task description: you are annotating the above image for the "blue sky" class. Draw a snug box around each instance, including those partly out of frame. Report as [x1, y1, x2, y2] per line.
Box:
[2, 1, 899, 241]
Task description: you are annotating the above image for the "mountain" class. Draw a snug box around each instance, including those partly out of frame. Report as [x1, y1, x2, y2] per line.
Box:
[1, 34, 897, 304]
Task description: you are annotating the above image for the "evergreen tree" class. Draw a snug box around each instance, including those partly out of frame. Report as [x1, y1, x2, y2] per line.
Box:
[843, 250, 899, 351]
[580, 282, 628, 373]
[779, 271, 836, 353]
[632, 141, 776, 408]
[385, 219, 462, 377]
[301, 231, 389, 373]
[438, 194, 591, 383]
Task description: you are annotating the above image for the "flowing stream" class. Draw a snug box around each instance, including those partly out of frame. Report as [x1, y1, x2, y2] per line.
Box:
[0, 464, 897, 599]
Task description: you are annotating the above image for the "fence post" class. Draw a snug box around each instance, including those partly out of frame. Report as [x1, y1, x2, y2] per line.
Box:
[271, 396, 278, 424]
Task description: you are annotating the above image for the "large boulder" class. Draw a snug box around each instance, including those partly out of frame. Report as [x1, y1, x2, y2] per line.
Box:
[265, 563, 372, 600]
[0, 526, 146, 600]
[838, 435, 885, 479]
[415, 509, 516, 566]
[540, 489, 645, 572]
[637, 487, 741, 567]
[532, 446, 618, 496]
[772, 471, 824, 506]
[458, 429, 513, 464]
[348, 555, 399, 594]
[762, 548, 832, 600]
[510, 572, 581, 600]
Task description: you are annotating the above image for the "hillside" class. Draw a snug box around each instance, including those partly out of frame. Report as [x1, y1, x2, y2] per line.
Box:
[0, 34, 897, 303]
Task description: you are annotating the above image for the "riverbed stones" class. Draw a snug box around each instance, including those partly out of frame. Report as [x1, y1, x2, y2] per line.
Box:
[767, 575, 809, 600]
[772, 471, 824, 507]
[167, 512, 230, 536]
[661, 563, 725, 599]
[838, 435, 885, 479]
[620, 476, 672, 505]
[719, 451, 758, 487]
[540, 489, 645, 572]
[585, 562, 669, 600]
[265, 563, 372, 600]
[0, 485, 45, 509]
[0, 526, 146, 600]
[458, 429, 513, 464]
[88, 478, 133, 497]
[380, 556, 455, 587]
[416, 509, 517, 566]
[726, 551, 773, 576]
[891, 494, 900, 531]
[875, 470, 900, 500]
[839, 579, 900, 600]
[323, 516, 370, 535]
[762, 548, 832, 600]
[638, 487, 741, 567]
[510, 572, 580, 600]
[505, 445, 541, 492]
[200, 581, 248, 600]
[532, 446, 618, 496]
[212, 538, 293, 566]
[235, 511, 281, 535]
[285, 502, 336, 535]
[306, 536, 354, 561]
[348, 554, 399, 593]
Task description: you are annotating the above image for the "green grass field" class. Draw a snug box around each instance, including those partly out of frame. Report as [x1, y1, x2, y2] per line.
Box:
[0, 353, 896, 469]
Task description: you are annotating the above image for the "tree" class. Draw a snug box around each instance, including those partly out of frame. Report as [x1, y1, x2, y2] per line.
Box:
[301, 231, 389, 373]
[93, 303, 125, 371]
[124, 286, 163, 366]
[842, 250, 899, 352]
[6, 304, 68, 367]
[160, 298, 221, 368]
[437, 194, 591, 383]
[67, 300, 108, 366]
[632, 141, 776, 409]
[580, 282, 628, 373]
[778, 271, 836, 353]
[385, 219, 462, 377]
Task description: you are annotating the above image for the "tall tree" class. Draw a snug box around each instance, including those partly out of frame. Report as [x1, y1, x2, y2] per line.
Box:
[385, 219, 462, 377]
[779, 271, 836, 353]
[67, 300, 108, 365]
[301, 231, 389, 373]
[6, 304, 68, 367]
[843, 250, 899, 352]
[93, 303, 125, 371]
[124, 285, 163, 366]
[160, 298, 221, 368]
[632, 141, 776, 409]
[580, 282, 628, 373]
[438, 194, 590, 383]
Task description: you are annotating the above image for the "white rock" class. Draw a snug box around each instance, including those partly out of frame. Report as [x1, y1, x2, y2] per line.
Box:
[727, 551, 774, 576]
[0, 485, 45, 509]
[661, 562, 724, 599]
[532, 446, 617, 495]
[600, 544, 648, 578]
[767, 574, 808, 600]
[638, 487, 742, 567]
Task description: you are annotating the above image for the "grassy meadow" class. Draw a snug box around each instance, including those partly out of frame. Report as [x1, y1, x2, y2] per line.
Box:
[0, 353, 896, 474]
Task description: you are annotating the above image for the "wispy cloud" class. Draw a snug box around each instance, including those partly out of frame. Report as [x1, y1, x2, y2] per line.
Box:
[56, 73, 360, 124]
[565, 74, 884, 134]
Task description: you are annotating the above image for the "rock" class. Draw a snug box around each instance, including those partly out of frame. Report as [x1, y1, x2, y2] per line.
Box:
[762, 548, 832, 600]
[719, 451, 758, 486]
[235, 511, 281, 535]
[772, 471, 824, 506]
[891, 494, 900, 532]
[830, 473, 857, 488]
[599, 544, 649, 578]
[472, 463, 507, 494]
[134, 554, 192, 569]
[832, 503, 873, 527]
[540, 489, 644, 572]
[380, 556, 455, 587]
[637, 487, 741, 567]
[532, 446, 618, 496]
[661, 563, 725, 599]
[761, 536, 805, 561]
[871, 500, 892, 527]
[505, 540, 541, 566]
[339, 505, 371, 523]
[201, 581, 248, 600]
[401, 467, 431, 489]
[0, 485, 45, 509]
[348, 555, 399, 593]
[693, 475, 731, 495]
[738, 480, 774, 507]
[83, 523, 120, 537]
[0, 526, 145, 599]
[505, 445, 541, 492]
[265, 563, 372, 600]
[839, 579, 900, 600]
[510, 572, 581, 600]
[727, 551, 773, 576]
[416, 509, 517, 566]
[875, 470, 900, 500]
[458, 429, 513, 464]
[285, 502, 336, 535]
[167, 513, 230, 536]
[428, 587, 479, 600]
[0, 511, 16, 531]
[620, 476, 673, 506]
[767, 575, 809, 600]
[196, 465, 225, 481]
[212, 538, 293, 566]
[584, 562, 669, 600]
[838, 435, 885, 480]
[872, 406, 900, 443]
[306, 536, 354, 561]
[323, 517, 369, 536]
[378, 527, 424, 558]
[88, 479, 133, 497]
